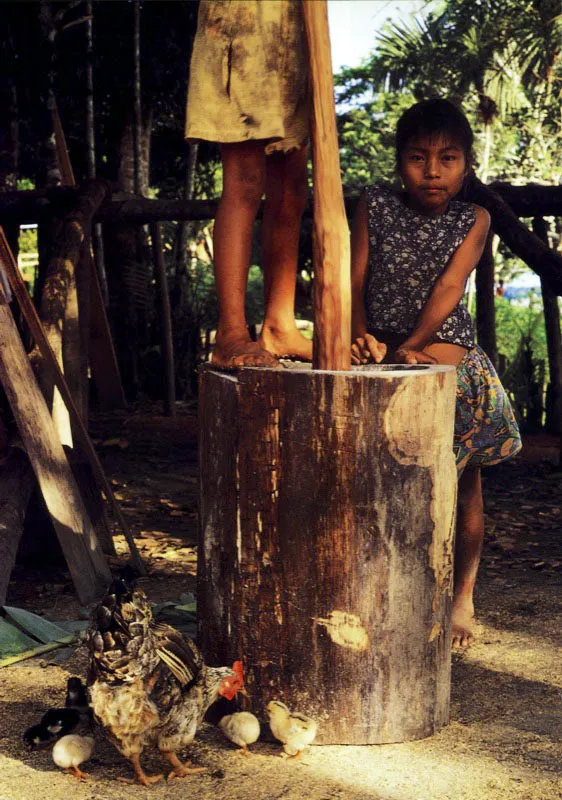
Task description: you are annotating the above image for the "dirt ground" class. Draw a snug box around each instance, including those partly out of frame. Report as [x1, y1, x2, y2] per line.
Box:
[0, 408, 561, 800]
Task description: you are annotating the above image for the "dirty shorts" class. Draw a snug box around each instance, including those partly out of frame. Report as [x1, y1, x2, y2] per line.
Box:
[454, 345, 522, 474]
[185, 0, 309, 154]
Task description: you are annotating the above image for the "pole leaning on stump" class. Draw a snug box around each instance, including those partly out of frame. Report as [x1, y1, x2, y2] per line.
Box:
[198, 0, 458, 743]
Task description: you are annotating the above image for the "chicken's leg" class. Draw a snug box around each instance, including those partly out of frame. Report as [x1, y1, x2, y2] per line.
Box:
[117, 754, 163, 786]
[66, 766, 88, 781]
[162, 751, 208, 779]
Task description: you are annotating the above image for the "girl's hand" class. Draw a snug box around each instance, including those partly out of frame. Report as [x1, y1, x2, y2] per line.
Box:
[395, 347, 437, 365]
[351, 334, 387, 365]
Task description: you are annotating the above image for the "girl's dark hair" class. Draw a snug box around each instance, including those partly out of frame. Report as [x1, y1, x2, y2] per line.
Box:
[395, 98, 474, 166]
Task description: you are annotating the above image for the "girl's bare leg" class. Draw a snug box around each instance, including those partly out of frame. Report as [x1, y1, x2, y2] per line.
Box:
[453, 466, 484, 648]
[212, 141, 278, 368]
[259, 146, 312, 361]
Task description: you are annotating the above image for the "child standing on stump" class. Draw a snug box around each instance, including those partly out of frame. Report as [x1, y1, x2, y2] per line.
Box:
[350, 98, 521, 648]
[186, 0, 312, 368]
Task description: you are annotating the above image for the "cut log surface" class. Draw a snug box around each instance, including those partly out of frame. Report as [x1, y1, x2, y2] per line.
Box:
[199, 364, 457, 744]
[0, 289, 110, 604]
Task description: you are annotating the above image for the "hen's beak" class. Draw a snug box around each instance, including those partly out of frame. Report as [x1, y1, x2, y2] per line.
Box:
[239, 686, 249, 697]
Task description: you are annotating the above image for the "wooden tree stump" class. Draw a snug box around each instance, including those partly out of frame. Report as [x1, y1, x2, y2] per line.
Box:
[199, 363, 458, 744]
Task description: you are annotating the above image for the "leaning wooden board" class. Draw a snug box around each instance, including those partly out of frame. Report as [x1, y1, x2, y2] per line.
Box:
[0, 281, 110, 604]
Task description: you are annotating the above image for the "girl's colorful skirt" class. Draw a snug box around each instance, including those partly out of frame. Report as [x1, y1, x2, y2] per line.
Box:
[455, 346, 522, 473]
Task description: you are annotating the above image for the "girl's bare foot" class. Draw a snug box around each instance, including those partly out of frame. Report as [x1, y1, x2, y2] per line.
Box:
[451, 596, 476, 649]
[259, 324, 313, 361]
[211, 334, 279, 369]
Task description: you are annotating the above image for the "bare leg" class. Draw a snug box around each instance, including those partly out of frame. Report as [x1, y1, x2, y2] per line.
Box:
[259, 146, 312, 361]
[452, 467, 484, 648]
[116, 753, 163, 785]
[163, 750, 208, 780]
[212, 141, 278, 368]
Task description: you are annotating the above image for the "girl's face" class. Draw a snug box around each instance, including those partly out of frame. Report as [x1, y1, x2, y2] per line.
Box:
[399, 134, 469, 215]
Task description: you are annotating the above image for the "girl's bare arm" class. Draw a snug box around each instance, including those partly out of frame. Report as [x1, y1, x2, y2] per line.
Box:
[350, 193, 386, 364]
[397, 205, 491, 362]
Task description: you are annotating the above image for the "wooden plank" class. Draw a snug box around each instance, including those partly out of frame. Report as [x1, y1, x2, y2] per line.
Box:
[302, 0, 350, 370]
[199, 364, 458, 744]
[0, 285, 110, 604]
[0, 227, 145, 575]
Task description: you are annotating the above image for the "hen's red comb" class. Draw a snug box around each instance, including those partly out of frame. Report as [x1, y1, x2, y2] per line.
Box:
[232, 660, 244, 683]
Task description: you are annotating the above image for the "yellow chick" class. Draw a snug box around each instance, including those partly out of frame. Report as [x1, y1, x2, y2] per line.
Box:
[52, 734, 95, 780]
[266, 701, 318, 760]
[218, 711, 261, 756]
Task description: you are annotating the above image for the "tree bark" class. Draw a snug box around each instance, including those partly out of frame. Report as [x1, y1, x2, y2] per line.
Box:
[303, 0, 350, 370]
[533, 218, 562, 435]
[0, 448, 36, 606]
[199, 363, 458, 744]
[475, 232, 498, 368]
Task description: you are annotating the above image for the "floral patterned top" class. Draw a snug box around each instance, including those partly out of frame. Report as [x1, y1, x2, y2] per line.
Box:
[364, 184, 476, 348]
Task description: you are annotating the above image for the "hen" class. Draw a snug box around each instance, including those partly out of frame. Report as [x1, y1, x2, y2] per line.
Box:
[87, 579, 244, 785]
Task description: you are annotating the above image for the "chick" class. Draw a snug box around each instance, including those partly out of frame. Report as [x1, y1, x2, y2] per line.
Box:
[266, 701, 318, 760]
[52, 734, 95, 780]
[218, 712, 260, 756]
[23, 708, 81, 749]
[41, 708, 81, 738]
[23, 723, 55, 749]
[65, 677, 88, 711]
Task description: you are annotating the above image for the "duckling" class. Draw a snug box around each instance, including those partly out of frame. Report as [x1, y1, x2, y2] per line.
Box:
[52, 734, 95, 780]
[266, 700, 318, 760]
[218, 712, 260, 756]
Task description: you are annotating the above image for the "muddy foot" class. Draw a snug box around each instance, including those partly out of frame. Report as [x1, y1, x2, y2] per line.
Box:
[211, 336, 279, 369]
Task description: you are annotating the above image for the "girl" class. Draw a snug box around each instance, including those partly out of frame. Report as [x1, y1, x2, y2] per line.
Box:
[350, 98, 522, 648]
[186, 1, 312, 368]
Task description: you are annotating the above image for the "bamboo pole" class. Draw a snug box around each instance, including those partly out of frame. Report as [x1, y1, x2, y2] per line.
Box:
[302, 0, 350, 370]
[0, 227, 145, 575]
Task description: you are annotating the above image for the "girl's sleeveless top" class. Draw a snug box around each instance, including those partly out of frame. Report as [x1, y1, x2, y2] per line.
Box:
[364, 184, 476, 348]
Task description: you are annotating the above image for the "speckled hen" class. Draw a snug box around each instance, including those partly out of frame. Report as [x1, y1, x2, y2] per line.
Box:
[87, 579, 244, 785]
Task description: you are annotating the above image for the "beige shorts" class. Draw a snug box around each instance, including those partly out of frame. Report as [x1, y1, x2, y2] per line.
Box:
[185, 0, 309, 154]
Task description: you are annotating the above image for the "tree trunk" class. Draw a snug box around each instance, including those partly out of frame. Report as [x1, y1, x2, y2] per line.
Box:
[133, 0, 143, 197]
[303, 1, 350, 370]
[0, 448, 36, 606]
[533, 218, 562, 435]
[199, 363, 457, 744]
[86, 0, 109, 307]
[34, 179, 110, 443]
[150, 222, 175, 416]
[475, 232, 498, 368]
